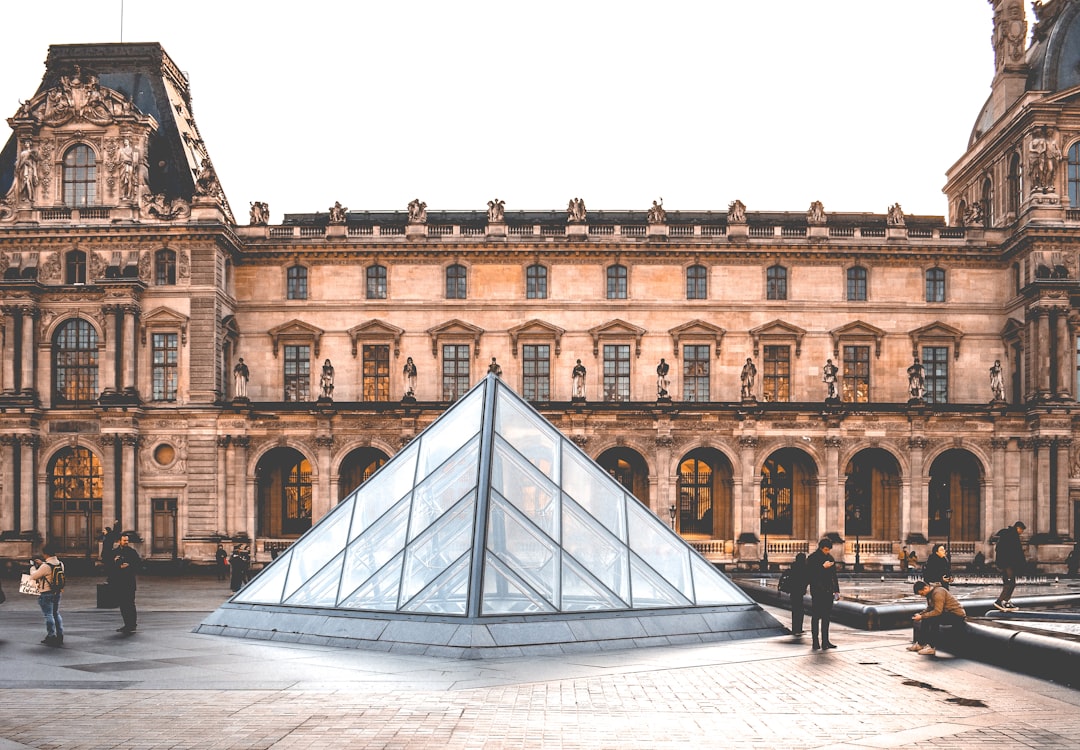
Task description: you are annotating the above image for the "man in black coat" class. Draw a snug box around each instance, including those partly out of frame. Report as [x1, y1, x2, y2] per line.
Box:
[994, 520, 1026, 612]
[806, 538, 840, 650]
[108, 534, 141, 632]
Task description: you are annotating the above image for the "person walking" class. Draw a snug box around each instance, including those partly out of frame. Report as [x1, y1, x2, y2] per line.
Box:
[215, 543, 229, 582]
[229, 544, 250, 593]
[28, 541, 65, 646]
[107, 534, 141, 632]
[784, 552, 809, 636]
[922, 543, 952, 589]
[806, 538, 840, 650]
[993, 520, 1027, 611]
[908, 579, 967, 656]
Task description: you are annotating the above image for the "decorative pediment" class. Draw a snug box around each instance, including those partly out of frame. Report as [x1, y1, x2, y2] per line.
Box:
[588, 319, 646, 357]
[267, 319, 324, 358]
[347, 319, 404, 357]
[427, 318, 485, 357]
[9, 69, 156, 130]
[508, 319, 566, 356]
[668, 319, 726, 357]
[141, 306, 190, 345]
[748, 319, 806, 358]
[221, 314, 240, 345]
[909, 321, 964, 359]
[830, 320, 886, 358]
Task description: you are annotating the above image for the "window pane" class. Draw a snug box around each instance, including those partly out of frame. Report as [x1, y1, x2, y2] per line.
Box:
[922, 346, 948, 404]
[362, 344, 390, 400]
[847, 267, 867, 301]
[602, 344, 630, 402]
[842, 345, 870, 402]
[284, 345, 310, 401]
[606, 265, 627, 299]
[526, 265, 548, 299]
[686, 265, 706, 300]
[522, 344, 550, 401]
[63, 145, 97, 207]
[767, 266, 787, 300]
[54, 319, 98, 404]
[155, 250, 177, 286]
[925, 268, 945, 303]
[152, 333, 179, 401]
[442, 344, 470, 400]
[682, 344, 710, 402]
[366, 265, 387, 299]
[762, 345, 790, 402]
[287, 266, 308, 300]
[446, 265, 467, 299]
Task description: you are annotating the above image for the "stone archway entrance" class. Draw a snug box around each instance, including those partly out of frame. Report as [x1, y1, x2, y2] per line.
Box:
[256, 447, 313, 538]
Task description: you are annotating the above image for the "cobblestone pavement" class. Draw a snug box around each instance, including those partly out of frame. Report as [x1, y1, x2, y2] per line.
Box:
[1, 576, 1078, 749]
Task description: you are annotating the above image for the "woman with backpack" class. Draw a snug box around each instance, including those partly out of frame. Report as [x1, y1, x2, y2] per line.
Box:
[780, 552, 809, 636]
[29, 541, 65, 646]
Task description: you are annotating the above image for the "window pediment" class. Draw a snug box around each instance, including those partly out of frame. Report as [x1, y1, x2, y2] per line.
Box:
[668, 319, 726, 357]
[749, 319, 806, 358]
[830, 320, 885, 358]
[348, 319, 404, 357]
[427, 318, 484, 357]
[508, 319, 565, 356]
[588, 319, 646, 357]
[268, 319, 324, 357]
[909, 321, 964, 359]
[141, 306, 189, 345]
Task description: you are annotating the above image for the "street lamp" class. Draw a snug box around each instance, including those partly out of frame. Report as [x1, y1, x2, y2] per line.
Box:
[668, 504, 676, 532]
[853, 506, 863, 573]
[760, 502, 769, 572]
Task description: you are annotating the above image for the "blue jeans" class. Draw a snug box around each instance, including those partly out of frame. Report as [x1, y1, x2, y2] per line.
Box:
[38, 591, 63, 638]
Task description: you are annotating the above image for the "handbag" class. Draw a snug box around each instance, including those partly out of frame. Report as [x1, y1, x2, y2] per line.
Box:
[19, 573, 40, 595]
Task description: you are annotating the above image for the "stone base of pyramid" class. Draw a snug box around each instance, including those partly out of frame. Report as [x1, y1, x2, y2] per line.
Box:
[195, 602, 785, 659]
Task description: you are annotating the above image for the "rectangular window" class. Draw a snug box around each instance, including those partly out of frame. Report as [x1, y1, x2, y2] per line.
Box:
[526, 265, 548, 299]
[925, 268, 945, 303]
[362, 344, 390, 401]
[847, 267, 867, 301]
[283, 345, 310, 401]
[762, 345, 790, 402]
[922, 346, 948, 404]
[603, 344, 631, 402]
[151, 498, 178, 555]
[682, 345, 710, 402]
[151, 332, 178, 402]
[446, 265, 467, 299]
[366, 266, 387, 299]
[442, 344, 470, 400]
[287, 266, 308, 300]
[606, 266, 627, 300]
[767, 266, 787, 300]
[842, 345, 870, 402]
[686, 266, 707, 300]
[522, 344, 551, 401]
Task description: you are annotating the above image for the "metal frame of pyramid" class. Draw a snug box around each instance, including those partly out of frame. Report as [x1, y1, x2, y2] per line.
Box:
[196, 374, 783, 658]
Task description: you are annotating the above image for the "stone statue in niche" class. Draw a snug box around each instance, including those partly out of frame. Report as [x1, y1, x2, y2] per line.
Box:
[647, 199, 667, 224]
[990, 359, 1005, 402]
[319, 359, 335, 400]
[402, 357, 417, 399]
[907, 356, 925, 402]
[10, 140, 40, 203]
[1029, 126, 1061, 193]
[728, 199, 746, 223]
[740, 358, 757, 400]
[407, 198, 427, 224]
[233, 358, 250, 400]
[656, 358, 670, 399]
[823, 359, 840, 401]
[572, 359, 587, 400]
[964, 201, 985, 227]
[487, 357, 502, 377]
[118, 138, 140, 202]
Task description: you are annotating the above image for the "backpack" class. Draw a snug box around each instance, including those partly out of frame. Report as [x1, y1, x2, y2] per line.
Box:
[778, 571, 792, 594]
[46, 561, 66, 592]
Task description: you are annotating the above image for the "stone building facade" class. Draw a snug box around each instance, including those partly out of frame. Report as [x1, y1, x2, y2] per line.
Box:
[1, 2, 1079, 571]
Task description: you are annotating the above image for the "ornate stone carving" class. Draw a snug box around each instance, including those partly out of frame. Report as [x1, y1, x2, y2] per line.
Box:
[908, 436, 928, 450]
[407, 198, 427, 224]
[570, 434, 589, 447]
[1028, 126, 1061, 194]
[232, 436, 251, 449]
[249, 201, 269, 225]
[990, 437, 1011, 450]
[806, 200, 826, 226]
[486, 198, 505, 223]
[179, 250, 190, 280]
[328, 202, 347, 224]
[10, 67, 139, 128]
[738, 436, 758, 448]
[655, 435, 674, 447]
[727, 199, 746, 223]
[566, 197, 587, 223]
[992, 0, 1028, 70]
[38, 252, 61, 283]
[140, 192, 191, 220]
[824, 436, 843, 449]
[193, 158, 222, 200]
[886, 203, 905, 226]
[216, 436, 231, 448]
[647, 199, 666, 225]
[138, 251, 151, 282]
[315, 435, 334, 449]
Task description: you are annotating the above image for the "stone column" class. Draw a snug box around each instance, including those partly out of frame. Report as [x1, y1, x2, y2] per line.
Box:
[737, 435, 758, 542]
[1, 309, 14, 394]
[1037, 308, 1052, 398]
[20, 435, 38, 533]
[1055, 308, 1073, 400]
[824, 436, 842, 536]
[314, 435, 334, 522]
[217, 436, 230, 536]
[101, 305, 120, 396]
[989, 437, 1010, 544]
[122, 305, 138, 396]
[20, 306, 36, 395]
[653, 434, 673, 529]
[0, 436, 15, 531]
[1055, 437, 1072, 537]
[120, 435, 140, 533]
[232, 436, 251, 537]
[906, 436, 927, 539]
[100, 435, 117, 530]
[1035, 437, 1053, 535]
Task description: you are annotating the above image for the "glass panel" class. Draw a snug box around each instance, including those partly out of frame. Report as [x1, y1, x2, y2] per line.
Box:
[282, 505, 351, 600]
[285, 551, 345, 607]
[627, 498, 692, 598]
[339, 497, 410, 602]
[689, 554, 747, 605]
[401, 555, 471, 615]
[416, 383, 484, 476]
[630, 555, 691, 608]
[491, 438, 560, 538]
[231, 549, 291, 604]
[482, 552, 556, 614]
[495, 388, 560, 479]
[400, 494, 476, 605]
[562, 447, 627, 541]
[409, 436, 479, 542]
[339, 552, 404, 611]
[562, 499, 629, 603]
[347, 440, 418, 540]
[487, 493, 557, 604]
[561, 553, 625, 611]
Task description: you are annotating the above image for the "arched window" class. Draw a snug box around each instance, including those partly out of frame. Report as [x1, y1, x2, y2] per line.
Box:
[63, 144, 97, 206]
[1008, 152, 1022, 219]
[366, 264, 387, 299]
[446, 263, 467, 299]
[679, 457, 713, 536]
[925, 267, 945, 303]
[767, 265, 787, 300]
[1070, 142, 1080, 208]
[982, 177, 994, 226]
[53, 317, 98, 405]
[286, 265, 308, 300]
[606, 264, 627, 299]
[526, 264, 548, 299]
[48, 446, 103, 555]
[686, 264, 707, 300]
[846, 266, 867, 301]
[65, 250, 87, 285]
[155, 248, 177, 286]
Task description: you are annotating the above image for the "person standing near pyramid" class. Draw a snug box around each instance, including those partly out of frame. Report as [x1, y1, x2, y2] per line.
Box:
[806, 538, 839, 650]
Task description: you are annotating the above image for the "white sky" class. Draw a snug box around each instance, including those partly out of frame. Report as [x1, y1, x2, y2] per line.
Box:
[0, 1, 1020, 221]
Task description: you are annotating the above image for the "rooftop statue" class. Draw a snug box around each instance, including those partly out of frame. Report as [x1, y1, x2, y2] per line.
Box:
[328, 201, 347, 224]
[728, 199, 746, 223]
[647, 199, 667, 224]
[487, 198, 505, 223]
[249, 201, 269, 226]
[407, 198, 427, 224]
[567, 197, 587, 223]
[886, 202, 905, 226]
[807, 200, 826, 226]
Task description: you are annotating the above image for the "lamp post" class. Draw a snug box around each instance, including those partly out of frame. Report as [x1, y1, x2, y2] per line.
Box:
[945, 506, 952, 562]
[760, 502, 769, 572]
[853, 506, 863, 573]
[668, 504, 676, 532]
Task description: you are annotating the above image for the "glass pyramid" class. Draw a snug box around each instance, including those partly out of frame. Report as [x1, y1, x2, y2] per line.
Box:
[232, 374, 751, 615]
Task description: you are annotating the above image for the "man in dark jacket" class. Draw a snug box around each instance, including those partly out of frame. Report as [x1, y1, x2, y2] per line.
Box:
[806, 538, 840, 650]
[909, 579, 966, 656]
[994, 520, 1026, 612]
[108, 534, 141, 632]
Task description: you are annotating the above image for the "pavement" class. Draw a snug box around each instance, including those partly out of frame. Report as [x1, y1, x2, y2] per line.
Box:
[2, 574, 1080, 749]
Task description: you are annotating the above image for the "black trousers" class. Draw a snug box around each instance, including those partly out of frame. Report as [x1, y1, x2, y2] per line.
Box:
[791, 594, 805, 634]
[914, 613, 965, 648]
[810, 595, 833, 644]
[998, 566, 1018, 603]
[115, 585, 137, 629]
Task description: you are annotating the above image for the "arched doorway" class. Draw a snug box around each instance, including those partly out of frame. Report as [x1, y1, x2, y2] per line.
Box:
[677, 448, 733, 539]
[927, 450, 982, 542]
[597, 447, 650, 505]
[256, 447, 313, 537]
[338, 447, 391, 501]
[761, 448, 818, 540]
[844, 448, 901, 541]
[47, 446, 103, 555]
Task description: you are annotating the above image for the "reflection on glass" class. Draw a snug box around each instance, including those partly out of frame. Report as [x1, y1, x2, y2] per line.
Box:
[347, 440, 418, 539]
[561, 553, 625, 611]
[339, 552, 404, 611]
[282, 507, 351, 601]
[409, 437, 479, 542]
[482, 552, 556, 614]
[286, 552, 345, 606]
[416, 384, 484, 476]
[232, 550, 291, 604]
[339, 497, 410, 603]
[401, 555, 470, 614]
[562, 499, 629, 603]
[495, 389, 560, 480]
[491, 438, 560, 538]
[627, 499, 692, 598]
[400, 495, 475, 605]
[562, 447, 627, 541]
[690, 554, 745, 605]
[487, 493, 558, 605]
[630, 556, 691, 608]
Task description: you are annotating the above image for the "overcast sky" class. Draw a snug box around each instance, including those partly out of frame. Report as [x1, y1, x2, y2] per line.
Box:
[0, 1, 1019, 222]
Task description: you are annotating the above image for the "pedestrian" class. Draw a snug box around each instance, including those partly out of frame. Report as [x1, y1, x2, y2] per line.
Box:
[215, 543, 229, 582]
[783, 552, 809, 636]
[1065, 542, 1079, 578]
[921, 543, 952, 589]
[908, 550, 918, 569]
[908, 579, 967, 656]
[28, 541, 65, 646]
[229, 544, 250, 592]
[806, 538, 840, 650]
[971, 551, 986, 575]
[898, 546, 909, 574]
[993, 520, 1027, 611]
[100, 522, 121, 561]
[107, 533, 141, 632]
